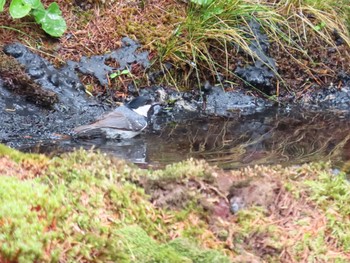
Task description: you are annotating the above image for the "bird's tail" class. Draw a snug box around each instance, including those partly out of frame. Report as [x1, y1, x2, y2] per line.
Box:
[74, 124, 95, 134]
[73, 124, 105, 139]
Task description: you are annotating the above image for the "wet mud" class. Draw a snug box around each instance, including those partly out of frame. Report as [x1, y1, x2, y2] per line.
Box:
[0, 38, 150, 148]
[2, 39, 350, 168]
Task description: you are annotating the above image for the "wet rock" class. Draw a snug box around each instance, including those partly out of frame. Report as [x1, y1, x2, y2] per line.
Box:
[298, 85, 350, 111]
[338, 71, 350, 86]
[110, 37, 149, 69]
[73, 55, 110, 85]
[235, 61, 275, 94]
[3, 43, 88, 112]
[148, 62, 173, 83]
[149, 84, 273, 120]
[0, 45, 108, 148]
[3, 38, 149, 109]
[235, 20, 276, 94]
[0, 51, 58, 107]
[333, 29, 345, 46]
[245, 20, 276, 69]
[70, 37, 150, 86]
[205, 86, 271, 117]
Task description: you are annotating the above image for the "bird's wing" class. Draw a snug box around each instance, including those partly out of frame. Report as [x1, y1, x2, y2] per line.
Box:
[74, 111, 146, 133]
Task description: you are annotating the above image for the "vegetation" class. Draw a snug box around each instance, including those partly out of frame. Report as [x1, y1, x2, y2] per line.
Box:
[1, 145, 350, 261]
[155, 0, 350, 91]
[0, 146, 230, 262]
[0, 0, 66, 37]
[0, 0, 347, 95]
[1, 1, 350, 261]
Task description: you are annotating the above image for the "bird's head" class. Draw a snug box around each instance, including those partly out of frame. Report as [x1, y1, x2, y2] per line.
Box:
[126, 96, 156, 117]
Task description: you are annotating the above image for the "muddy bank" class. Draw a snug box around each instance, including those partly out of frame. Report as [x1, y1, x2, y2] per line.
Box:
[0, 40, 275, 149]
[2, 38, 350, 163]
[0, 39, 151, 148]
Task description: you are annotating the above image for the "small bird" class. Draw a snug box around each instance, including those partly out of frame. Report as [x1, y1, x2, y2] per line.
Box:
[74, 96, 154, 139]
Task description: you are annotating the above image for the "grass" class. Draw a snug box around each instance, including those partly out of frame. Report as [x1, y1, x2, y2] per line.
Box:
[278, 0, 350, 45]
[153, 0, 350, 92]
[157, 0, 281, 89]
[2, 0, 349, 96]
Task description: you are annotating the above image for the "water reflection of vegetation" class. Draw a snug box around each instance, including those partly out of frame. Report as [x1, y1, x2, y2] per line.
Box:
[151, 112, 350, 168]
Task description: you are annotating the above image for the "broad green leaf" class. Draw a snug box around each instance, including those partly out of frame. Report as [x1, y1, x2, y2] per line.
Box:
[110, 72, 118, 79]
[33, 2, 66, 37]
[0, 0, 5, 12]
[9, 0, 31, 18]
[32, 6, 45, 24]
[24, 0, 41, 9]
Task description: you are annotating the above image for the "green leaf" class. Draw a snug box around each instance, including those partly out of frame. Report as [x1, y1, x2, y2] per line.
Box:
[0, 0, 6, 12]
[110, 69, 131, 79]
[120, 69, 130, 75]
[32, 2, 66, 37]
[313, 21, 326, 31]
[110, 72, 118, 79]
[9, 0, 32, 18]
[24, 0, 41, 9]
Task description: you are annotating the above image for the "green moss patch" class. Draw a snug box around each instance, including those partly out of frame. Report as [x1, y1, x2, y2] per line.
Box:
[0, 145, 230, 262]
[2, 144, 350, 261]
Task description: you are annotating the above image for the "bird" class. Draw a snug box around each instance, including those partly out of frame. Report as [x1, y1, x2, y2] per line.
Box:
[74, 96, 155, 139]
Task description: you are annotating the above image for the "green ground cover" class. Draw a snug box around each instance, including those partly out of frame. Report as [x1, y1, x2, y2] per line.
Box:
[1, 145, 350, 261]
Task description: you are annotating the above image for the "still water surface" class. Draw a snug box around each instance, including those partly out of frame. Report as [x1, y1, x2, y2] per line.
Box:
[22, 107, 350, 169]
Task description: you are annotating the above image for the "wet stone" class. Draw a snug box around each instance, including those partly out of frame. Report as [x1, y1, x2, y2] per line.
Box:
[205, 87, 271, 117]
[3, 43, 88, 112]
[235, 61, 275, 94]
[234, 20, 276, 94]
[0, 45, 108, 148]
[298, 86, 350, 111]
[70, 37, 150, 86]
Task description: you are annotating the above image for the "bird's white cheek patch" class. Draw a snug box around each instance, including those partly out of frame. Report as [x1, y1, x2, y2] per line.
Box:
[133, 104, 152, 117]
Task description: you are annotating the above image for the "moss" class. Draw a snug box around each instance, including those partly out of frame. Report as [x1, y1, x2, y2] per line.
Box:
[116, 226, 231, 263]
[0, 143, 47, 163]
[0, 176, 66, 262]
[4, 146, 350, 261]
[116, 226, 190, 262]
[0, 148, 229, 261]
[151, 158, 214, 183]
[304, 171, 350, 251]
[168, 238, 230, 263]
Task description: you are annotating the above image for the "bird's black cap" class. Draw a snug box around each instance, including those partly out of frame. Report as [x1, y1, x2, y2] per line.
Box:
[127, 96, 153, 109]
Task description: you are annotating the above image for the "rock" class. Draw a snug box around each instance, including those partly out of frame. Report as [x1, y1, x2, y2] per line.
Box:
[234, 20, 276, 94]
[205, 86, 271, 117]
